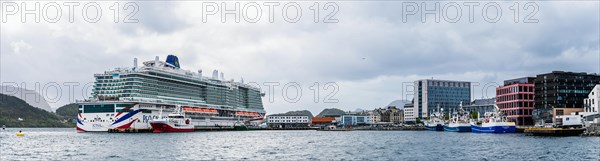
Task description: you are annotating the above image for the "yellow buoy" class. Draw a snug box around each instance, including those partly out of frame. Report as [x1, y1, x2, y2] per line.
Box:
[16, 132, 25, 136]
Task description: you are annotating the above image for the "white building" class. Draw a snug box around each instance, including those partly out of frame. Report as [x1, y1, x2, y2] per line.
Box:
[339, 115, 372, 126]
[583, 85, 600, 126]
[403, 106, 416, 123]
[266, 114, 311, 128]
[584, 85, 600, 113]
[368, 111, 381, 123]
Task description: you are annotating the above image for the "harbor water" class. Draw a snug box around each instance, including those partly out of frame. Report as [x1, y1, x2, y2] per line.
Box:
[1, 128, 599, 160]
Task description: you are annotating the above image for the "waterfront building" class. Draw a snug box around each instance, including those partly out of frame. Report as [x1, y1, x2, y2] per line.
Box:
[380, 106, 403, 123]
[403, 102, 416, 124]
[496, 77, 536, 126]
[339, 115, 372, 126]
[414, 79, 471, 118]
[266, 113, 311, 128]
[582, 85, 600, 126]
[534, 71, 600, 123]
[371, 111, 382, 123]
[311, 117, 336, 127]
[463, 98, 496, 116]
[584, 85, 600, 114]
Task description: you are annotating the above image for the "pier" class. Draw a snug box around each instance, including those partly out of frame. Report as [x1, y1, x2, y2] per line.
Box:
[524, 128, 585, 136]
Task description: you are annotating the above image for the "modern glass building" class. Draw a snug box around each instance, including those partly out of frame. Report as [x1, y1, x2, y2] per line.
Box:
[414, 79, 471, 118]
[534, 71, 600, 123]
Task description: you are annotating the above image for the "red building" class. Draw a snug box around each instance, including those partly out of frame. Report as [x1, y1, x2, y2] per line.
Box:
[496, 77, 536, 126]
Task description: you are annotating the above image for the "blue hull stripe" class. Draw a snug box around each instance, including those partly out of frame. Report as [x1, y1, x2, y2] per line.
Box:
[471, 125, 516, 133]
[444, 125, 471, 132]
[76, 118, 84, 125]
[112, 110, 142, 125]
[425, 124, 444, 131]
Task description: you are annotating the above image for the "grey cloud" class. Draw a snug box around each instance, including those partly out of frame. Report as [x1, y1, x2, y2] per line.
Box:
[1, 1, 598, 114]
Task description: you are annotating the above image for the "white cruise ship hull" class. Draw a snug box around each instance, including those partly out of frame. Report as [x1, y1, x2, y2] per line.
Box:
[76, 103, 264, 132]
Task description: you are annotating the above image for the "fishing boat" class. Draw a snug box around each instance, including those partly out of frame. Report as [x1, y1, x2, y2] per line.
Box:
[470, 105, 516, 133]
[424, 107, 444, 131]
[150, 106, 194, 133]
[444, 102, 471, 132]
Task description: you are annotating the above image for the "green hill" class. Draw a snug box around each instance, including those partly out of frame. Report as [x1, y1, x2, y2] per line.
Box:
[284, 110, 314, 118]
[56, 103, 78, 121]
[316, 108, 345, 117]
[0, 94, 74, 127]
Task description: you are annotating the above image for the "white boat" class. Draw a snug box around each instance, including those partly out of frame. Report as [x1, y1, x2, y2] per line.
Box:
[444, 102, 471, 132]
[470, 105, 516, 133]
[424, 107, 444, 131]
[150, 106, 194, 133]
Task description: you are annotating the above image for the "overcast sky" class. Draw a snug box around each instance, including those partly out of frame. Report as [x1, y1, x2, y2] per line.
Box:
[1, 1, 599, 115]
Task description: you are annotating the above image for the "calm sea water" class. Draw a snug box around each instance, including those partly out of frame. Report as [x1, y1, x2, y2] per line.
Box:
[0, 128, 599, 160]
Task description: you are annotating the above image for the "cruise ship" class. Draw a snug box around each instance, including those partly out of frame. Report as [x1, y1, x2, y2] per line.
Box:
[76, 55, 265, 132]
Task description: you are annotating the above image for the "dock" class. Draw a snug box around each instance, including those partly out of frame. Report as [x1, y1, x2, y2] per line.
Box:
[106, 127, 315, 133]
[524, 128, 585, 136]
[354, 126, 426, 131]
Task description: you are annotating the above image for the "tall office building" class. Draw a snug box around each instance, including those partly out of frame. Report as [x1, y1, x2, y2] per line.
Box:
[496, 77, 536, 126]
[534, 71, 600, 123]
[414, 79, 471, 118]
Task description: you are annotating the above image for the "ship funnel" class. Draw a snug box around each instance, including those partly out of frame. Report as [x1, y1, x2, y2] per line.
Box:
[198, 70, 202, 77]
[212, 70, 219, 79]
[133, 58, 138, 68]
[220, 72, 224, 80]
[154, 56, 159, 66]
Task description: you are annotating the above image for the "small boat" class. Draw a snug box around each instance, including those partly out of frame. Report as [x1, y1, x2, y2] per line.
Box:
[470, 105, 516, 133]
[233, 121, 249, 131]
[444, 102, 471, 132]
[150, 105, 194, 133]
[424, 107, 444, 131]
[16, 131, 25, 136]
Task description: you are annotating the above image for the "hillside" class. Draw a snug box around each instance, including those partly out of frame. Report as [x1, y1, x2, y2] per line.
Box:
[56, 103, 78, 122]
[1, 85, 53, 112]
[316, 108, 345, 117]
[387, 99, 409, 109]
[284, 110, 314, 118]
[0, 94, 74, 127]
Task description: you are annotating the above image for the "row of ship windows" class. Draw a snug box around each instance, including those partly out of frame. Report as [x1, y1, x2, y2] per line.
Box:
[96, 84, 253, 98]
[268, 120, 308, 123]
[268, 116, 308, 119]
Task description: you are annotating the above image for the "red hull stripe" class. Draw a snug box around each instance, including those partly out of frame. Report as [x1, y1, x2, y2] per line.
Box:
[116, 118, 138, 129]
[76, 126, 86, 132]
[115, 107, 132, 118]
[150, 123, 194, 133]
